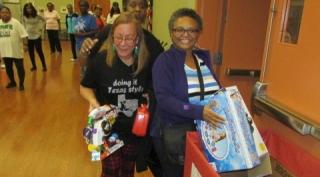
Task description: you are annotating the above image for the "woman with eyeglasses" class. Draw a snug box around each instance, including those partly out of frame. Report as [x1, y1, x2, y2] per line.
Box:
[151, 8, 225, 177]
[79, 1, 164, 177]
[80, 12, 150, 177]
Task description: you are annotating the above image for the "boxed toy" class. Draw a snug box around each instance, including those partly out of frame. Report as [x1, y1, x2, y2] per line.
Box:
[83, 105, 124, 161]
[196, 86, 268, 172]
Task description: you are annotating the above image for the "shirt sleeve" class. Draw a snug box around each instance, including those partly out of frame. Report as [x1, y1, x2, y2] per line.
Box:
[90, 16, 98, 30]
[17, 21, 28, 38]
[56, 11, 61, 20]
[81, 53, 104, 88]
[90, 25, 111, 56]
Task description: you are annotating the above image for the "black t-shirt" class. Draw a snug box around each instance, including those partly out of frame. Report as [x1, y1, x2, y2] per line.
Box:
[81, 52, 150, 140]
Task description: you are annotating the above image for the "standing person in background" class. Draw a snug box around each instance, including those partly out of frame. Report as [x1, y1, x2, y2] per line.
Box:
[0, 4, 4, 69]
[66, 4, 78, 61]
[151, 8, 225, 177]
[94, 5, 106, 31]
[44, 2, 62, 54]
[0, 6, 28, 91]
[106, 2, 121, 25]
[74, 0, 97, 71]
[22, 3, 47, 72]
[79, 1, 164, 176]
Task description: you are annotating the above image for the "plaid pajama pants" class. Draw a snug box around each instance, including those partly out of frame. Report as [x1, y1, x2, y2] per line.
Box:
[101, 143, 138, 177]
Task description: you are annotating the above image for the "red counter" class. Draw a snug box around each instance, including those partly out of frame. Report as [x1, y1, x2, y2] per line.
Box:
[184, 132, 220, 177]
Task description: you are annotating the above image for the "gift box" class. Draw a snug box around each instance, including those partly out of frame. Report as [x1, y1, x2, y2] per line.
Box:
[196, 86, 268, 172]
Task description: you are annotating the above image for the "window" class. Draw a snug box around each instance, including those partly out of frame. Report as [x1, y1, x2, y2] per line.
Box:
[281, 0, 304, 44]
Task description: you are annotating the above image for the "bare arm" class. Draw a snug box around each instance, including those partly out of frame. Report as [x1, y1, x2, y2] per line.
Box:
[78, 38, 99, 67]
[22, 37, 28, 51]
[80, 85, 100, 112]
[57, 19, 61, 30]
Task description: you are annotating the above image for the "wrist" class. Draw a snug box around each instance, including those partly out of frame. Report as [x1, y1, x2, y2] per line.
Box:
[89, 98, 99, 106]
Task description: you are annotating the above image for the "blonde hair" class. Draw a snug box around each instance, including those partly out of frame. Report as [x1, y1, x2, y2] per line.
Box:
[100, 12, 149, 76]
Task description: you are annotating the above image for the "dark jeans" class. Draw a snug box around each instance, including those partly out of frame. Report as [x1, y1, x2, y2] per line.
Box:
[3, 57, 25, 86]
[147, 142, 164, 177]
[153, 137, 184, 177]
[28, 37, 47, 69]
[46, 30, 62, 53]
[69, 34, 77, 59]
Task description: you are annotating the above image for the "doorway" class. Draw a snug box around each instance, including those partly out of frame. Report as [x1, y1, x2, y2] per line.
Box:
[196, 0, 270, 106]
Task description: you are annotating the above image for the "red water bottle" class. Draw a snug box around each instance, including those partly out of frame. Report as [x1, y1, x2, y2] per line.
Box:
[132, 104, 149, 136]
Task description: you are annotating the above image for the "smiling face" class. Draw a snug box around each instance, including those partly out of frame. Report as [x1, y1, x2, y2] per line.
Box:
[171, 16, 201, 51]
[113, 23, 138, 61]
[126, 0, 147, 23]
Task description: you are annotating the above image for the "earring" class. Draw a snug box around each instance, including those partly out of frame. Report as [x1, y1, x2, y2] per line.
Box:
[134, 46, 139, 57]
[112, 44, 116, 54]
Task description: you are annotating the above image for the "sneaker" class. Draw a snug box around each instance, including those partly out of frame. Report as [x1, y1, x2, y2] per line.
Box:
[70, 58, 77, 62]
[30, 67, 37, 71]
[6, 82, 17, 88]
[0, 64, 5, 69]
[19, 85, 24, 91]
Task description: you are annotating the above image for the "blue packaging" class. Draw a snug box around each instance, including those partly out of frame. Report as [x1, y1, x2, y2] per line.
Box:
[196, 86, 261, 172]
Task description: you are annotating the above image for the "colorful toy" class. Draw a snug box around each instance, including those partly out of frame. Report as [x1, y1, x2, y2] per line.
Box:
[82, 105, 124, 161]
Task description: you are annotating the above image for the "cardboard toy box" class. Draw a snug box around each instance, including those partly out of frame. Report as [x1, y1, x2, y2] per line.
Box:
[196, 86, 269, 173]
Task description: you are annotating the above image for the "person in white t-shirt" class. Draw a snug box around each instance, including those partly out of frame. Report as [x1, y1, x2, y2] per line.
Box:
[44, 2, 62, 54]
[0, 6, 28, 91]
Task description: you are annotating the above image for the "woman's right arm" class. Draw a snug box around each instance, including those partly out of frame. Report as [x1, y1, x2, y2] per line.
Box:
[80, 85, 100, 112]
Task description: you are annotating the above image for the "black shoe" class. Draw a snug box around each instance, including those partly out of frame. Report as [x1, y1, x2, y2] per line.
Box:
[30, 67, 37, 71]
[6, 82, 17, 88]
[19, 85, 24, 91]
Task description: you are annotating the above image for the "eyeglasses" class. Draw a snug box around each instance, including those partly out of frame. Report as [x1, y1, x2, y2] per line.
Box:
[172, 28, 200, 36]
[113, 35, 137, 44]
